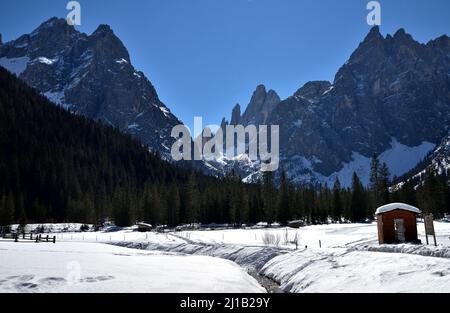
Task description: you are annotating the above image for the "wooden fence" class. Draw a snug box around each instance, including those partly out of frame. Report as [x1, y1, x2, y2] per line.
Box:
[1, 232, 56, 243]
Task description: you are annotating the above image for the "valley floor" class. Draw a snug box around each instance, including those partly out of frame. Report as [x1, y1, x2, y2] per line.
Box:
[2, 222, 450, 293]
[0, 241, 264, 293]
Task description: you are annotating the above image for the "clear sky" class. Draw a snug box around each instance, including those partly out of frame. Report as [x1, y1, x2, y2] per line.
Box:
[1, 0, 449, 130]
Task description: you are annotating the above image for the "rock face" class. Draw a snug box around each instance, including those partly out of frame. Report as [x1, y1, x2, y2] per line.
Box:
[216, 27, 450, 186]
[225, 85, 281, 127]
[0, 17, 182, 157]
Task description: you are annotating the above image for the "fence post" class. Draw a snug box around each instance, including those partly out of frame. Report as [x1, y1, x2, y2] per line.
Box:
[319, 240, 322, 248]
[53, 236, 56, 244]
[15, 233, 18, 242]
[46, 235, 49, 242]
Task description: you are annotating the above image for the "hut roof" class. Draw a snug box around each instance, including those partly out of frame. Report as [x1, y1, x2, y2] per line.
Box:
[375, 203, 421, 215]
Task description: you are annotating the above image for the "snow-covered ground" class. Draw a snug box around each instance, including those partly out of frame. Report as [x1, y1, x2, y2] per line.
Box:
[261, 248, 450, 293]
[14, 221, 450, 249]
[3, 222, 450, 293]
[0, 241, 264, 293]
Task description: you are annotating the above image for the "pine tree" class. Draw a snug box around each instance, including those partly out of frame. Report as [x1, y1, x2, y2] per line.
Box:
[351, 172, 367, 222]
[167, 184, 181, 226]
[277, 170, 291, 225]
[369, 154, 381, 209]
[379, 162, 391, 206]
[0, 194, 14, 226]
[332, 178, 343, 222]
[262, 171, 276, 224]
[418, 169, 446, 217]
[185, 173, 200, 223]
[18, 207, 27, 229]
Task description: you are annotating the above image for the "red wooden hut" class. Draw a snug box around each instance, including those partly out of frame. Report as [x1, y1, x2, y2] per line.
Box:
[375, 203, 421, 244]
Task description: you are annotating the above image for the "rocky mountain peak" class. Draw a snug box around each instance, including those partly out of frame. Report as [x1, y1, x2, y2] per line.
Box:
[254, 84, 267, 94]
[212, 28, 450, 187]
[33, 17, 77, 35]
[294, 81, 332, 100]
[428, 34, 450, 49]
[390, 28, 418, 47]
[0, 18, 182, 157]
[93, 24, 113, 35]
[220, 117, 228, 129]
[393, 28, 407, 38]
[230, 104, 241, 125]
[89, 24, 130, 63]
[364, 25, 383, 42]
[238, 84, 280, 126]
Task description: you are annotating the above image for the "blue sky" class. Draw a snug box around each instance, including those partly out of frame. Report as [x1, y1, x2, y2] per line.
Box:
[1, 0, 449, 130]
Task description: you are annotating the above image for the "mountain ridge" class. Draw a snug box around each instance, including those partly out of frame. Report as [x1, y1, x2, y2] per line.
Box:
[215, 26, 450, 186]
[0, 17, 182, 158]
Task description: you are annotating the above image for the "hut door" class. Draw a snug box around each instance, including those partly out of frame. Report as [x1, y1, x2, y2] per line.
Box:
[394, 219, 406, 242]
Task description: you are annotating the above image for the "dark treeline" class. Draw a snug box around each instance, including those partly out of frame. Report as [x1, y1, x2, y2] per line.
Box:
[0, 67, 449, 228]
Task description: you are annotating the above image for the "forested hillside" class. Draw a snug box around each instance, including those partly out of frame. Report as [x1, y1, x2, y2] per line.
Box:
[0, 66, 448, 228]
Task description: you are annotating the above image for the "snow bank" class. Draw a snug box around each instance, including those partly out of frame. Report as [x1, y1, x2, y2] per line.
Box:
[261, 248, 450, 293]
[115, 240, 282, 272]
[350, 243, 450, 259]
[0, 241, 265, 293]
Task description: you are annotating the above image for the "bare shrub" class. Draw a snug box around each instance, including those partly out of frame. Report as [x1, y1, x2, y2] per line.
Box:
[262, 232, 281, 247]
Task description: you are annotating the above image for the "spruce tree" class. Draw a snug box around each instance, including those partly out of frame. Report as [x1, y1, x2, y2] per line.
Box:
[277, 170, 291, 225]
[185, 173, 200, 223]
[379, 162, 391, 206]
[167, 184, 181, 226]
[332, 178, 343, 222]
[369, 154, 381, 209]
[262, 171, 276, 224]
[351, 172, 368, 222]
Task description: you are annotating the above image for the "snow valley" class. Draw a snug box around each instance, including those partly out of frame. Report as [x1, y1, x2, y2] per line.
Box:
[2, 222, 450, 293]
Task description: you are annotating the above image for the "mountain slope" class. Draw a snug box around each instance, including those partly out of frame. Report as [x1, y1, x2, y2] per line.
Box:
[0, 65, 194, 224]
[0, 17, 181, 157]
[394, 133, 450, 188]
[217, 27, 450, 186]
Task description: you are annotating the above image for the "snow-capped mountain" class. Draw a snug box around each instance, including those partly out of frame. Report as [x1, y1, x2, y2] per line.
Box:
[0, 17, 181, 157]
[394, 133, 450, 188]
[216, 27, 450, 187]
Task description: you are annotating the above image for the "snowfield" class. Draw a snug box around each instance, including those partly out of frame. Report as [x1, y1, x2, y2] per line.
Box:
[0, 241, 265, 293]
[261, 248, 450, 293]
[2, 222, 450, 293]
